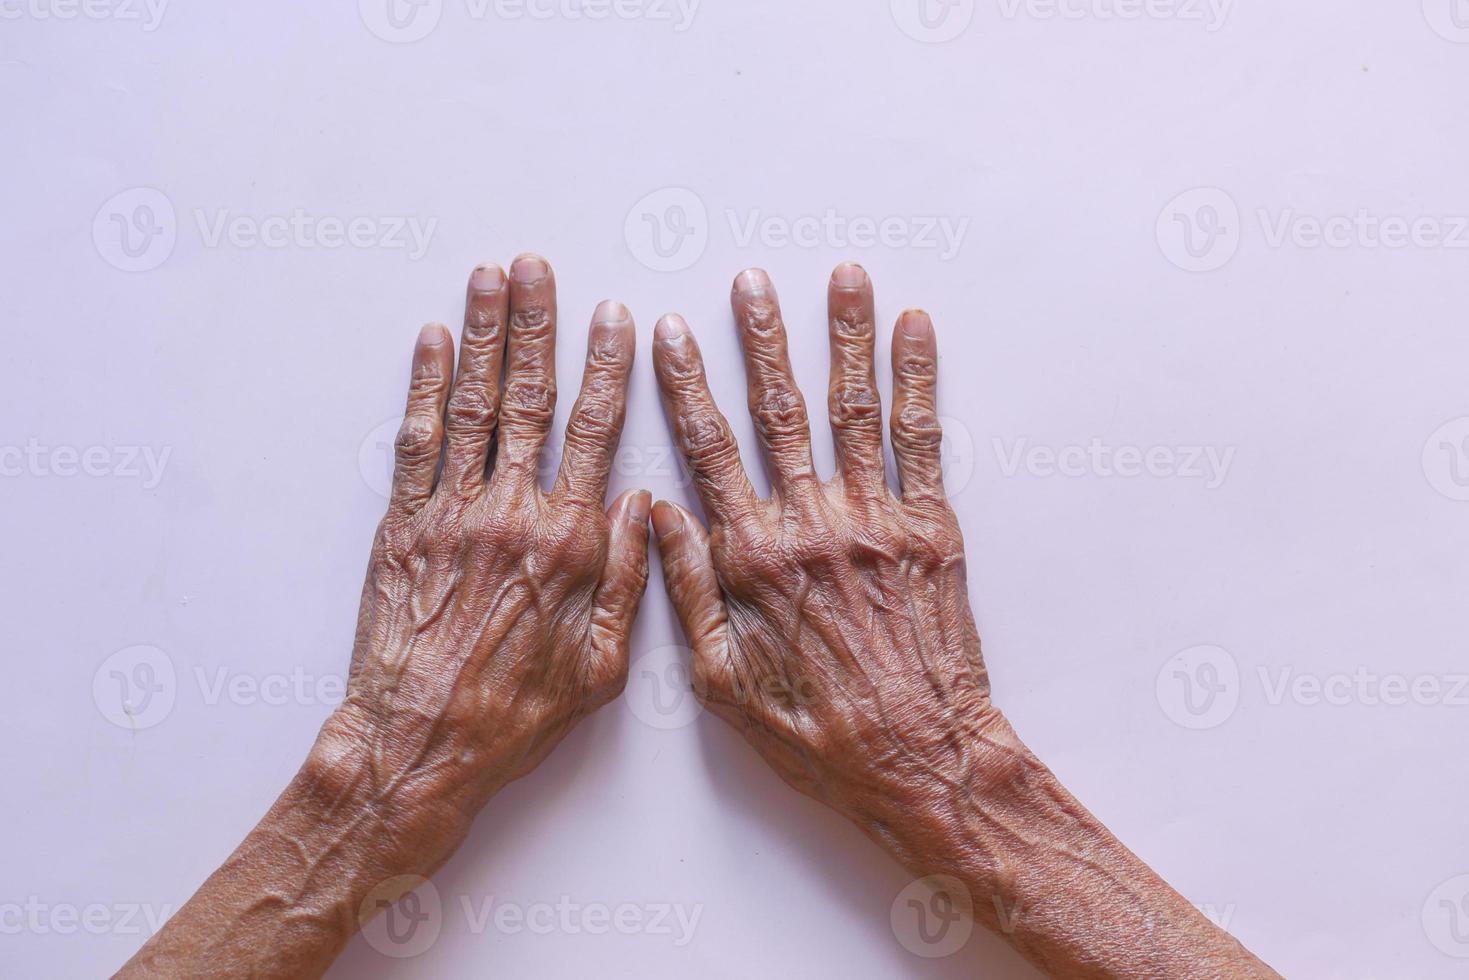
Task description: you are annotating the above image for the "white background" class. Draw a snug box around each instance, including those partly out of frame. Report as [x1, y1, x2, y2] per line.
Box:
[3, 1, 1469, 976]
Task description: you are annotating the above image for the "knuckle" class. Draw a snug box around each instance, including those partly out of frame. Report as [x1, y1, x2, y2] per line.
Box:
[905, 508, 964, 563]
[741, 301, 784, 339]
[502, 376, 556, 422]
[895, 348, 938, 383]
[678, 412, 739, 467]
[829, 382, 882, 431]
[393, 415, 440, 461]
[891, 404, 942, 452]
[751, 385, 808, 439]
[407, 362, 449, 399]
[658, 347, 704, 386]
[464, 306, 506, 342]
[446, 383, 498, 432]
[565, 406, 620, 450]
[512, 305, 553, 337]
[831, 309, 875, 341]
[587, 332, 630, 370]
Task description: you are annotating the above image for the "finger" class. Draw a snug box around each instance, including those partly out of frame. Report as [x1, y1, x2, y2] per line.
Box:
[890, 309, 946, 500]
[587, 489, 653, 703]
[388, 323, 455, 515]
[442, 264, 509, 493]
[650, 501, 734, 703]
[494, 253, 558, 495]
[652, 314, 759, 526]
[826, 263, 886, 497]
[553, 300, 635, 505]
[730, 268, 817, 499]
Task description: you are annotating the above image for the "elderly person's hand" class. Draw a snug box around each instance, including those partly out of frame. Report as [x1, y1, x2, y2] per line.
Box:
[649, 264, 1280, 979]
[118, 255, 650, 979]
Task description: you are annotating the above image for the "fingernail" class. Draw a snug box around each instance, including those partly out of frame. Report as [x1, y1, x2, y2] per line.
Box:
[470, 264, 504, 292]
[418, 322, 448, 346]
[511, 253, 549, 284]
[899, 309, 932, 338]
[654, 313, 690, 342]
[650, 500, 681, 538]
[734, 268, 771, 295]
[594, 299, 630, 324]
[629, 490, 652, 525]
[832, 263, 866, 290]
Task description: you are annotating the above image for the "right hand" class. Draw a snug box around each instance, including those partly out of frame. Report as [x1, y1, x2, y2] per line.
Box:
[648, 264, 1026, 858]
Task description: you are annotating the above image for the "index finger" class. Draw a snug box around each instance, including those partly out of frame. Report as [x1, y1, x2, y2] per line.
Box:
[652, 313, 758, 527]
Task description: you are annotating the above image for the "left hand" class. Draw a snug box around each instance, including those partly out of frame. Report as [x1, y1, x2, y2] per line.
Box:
[312, 253, 651, 873]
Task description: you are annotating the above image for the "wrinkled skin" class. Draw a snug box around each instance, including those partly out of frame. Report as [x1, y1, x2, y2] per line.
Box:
[116, 258, 1280, 980]
[650, 265, 1281, 979]
[314, 254, 652, 866]
[117, 256, 651, 978]
[649, 265, 1015, 838]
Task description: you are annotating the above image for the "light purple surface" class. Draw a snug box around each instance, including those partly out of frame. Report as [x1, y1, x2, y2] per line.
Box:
[3, 1, 1468, 976]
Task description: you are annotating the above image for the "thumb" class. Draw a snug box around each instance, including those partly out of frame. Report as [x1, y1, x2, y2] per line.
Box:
[587, 489, 652, 699]
[650, 501, 733, 702]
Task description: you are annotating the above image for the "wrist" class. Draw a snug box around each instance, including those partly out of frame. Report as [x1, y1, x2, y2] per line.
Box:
[877, 718, 1276, 978]
[300, 706, 478, 875]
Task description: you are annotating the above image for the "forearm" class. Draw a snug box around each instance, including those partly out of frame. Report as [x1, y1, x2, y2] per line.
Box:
[882, 725, 1279, 979]
[116, 736, 469, 979]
